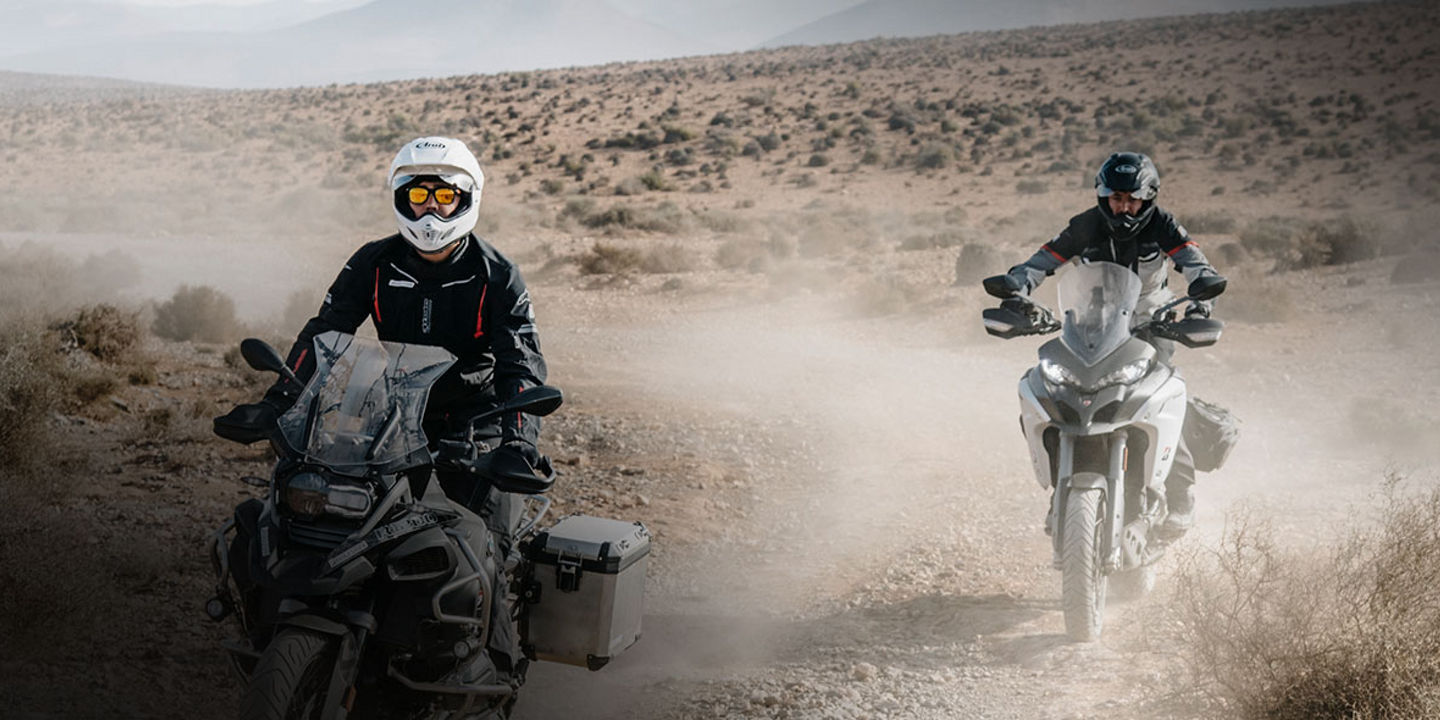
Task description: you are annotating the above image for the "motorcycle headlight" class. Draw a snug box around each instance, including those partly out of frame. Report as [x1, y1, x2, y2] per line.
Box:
[1039, 358, 1079, 387]
[283, 472, 374, 520]
[1095, 358, 1151, 388]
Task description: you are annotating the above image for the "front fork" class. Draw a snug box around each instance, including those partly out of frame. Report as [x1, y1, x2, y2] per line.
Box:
[1050, 430, 1130, 572]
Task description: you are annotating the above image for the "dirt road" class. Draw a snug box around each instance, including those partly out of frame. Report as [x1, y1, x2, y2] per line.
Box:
[4, 233, 1436, 720]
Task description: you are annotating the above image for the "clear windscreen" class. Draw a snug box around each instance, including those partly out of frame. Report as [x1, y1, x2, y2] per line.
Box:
[1055, 262, 1142, 365]
[276, 332, 455, 475]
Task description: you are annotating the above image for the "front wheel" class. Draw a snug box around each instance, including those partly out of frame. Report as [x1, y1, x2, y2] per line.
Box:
[1060, 489, 1108, 642]
[240, 629, 339, 720]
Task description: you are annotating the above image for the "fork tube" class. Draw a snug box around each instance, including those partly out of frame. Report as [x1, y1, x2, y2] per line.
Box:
[1105, 430, 1129, 571]
[1051, 433, 1077, 563]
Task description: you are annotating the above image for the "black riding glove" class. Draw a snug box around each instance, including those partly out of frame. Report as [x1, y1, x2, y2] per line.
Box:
[1184, 303, 1211, 319]
[213, 399, 282, 444]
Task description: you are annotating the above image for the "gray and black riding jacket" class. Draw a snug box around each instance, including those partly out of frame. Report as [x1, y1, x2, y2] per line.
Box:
[1006, 206, 1219, 318]
[266, 234, 546, 449]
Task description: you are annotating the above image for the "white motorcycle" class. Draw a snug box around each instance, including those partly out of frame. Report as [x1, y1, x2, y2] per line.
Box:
[982, 262, 1226, 641]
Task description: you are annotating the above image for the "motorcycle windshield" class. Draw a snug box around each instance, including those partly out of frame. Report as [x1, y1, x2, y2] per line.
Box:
[1055, 262, 1142, 366]
[276, 331, 455, 475]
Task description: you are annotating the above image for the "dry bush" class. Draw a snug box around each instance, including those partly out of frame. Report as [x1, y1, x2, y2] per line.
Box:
[152, 284, 240, 343]
[581, 202, 690, 234]
[578, 242, 643, 275]
[639, 243, 698, 274]
[1183, 211, 1239, 235]
[0, 317, 110, 655]
[1168, 481, 1440, 719]
[715, 239, 770, 272]
[1240, 216, 1387, 271]
[0, 320, 61, 470]
[57, 304, 141, 362]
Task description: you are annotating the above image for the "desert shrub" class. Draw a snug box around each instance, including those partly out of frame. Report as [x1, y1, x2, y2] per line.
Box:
[613, 176, 647, 196]
[914, 143, 951, 170]
[1240, 216, 1385, 271]
[577, 242, 643, 275]
[1015, 179, 1048, 194]
[898, 231, 966, 251]
[639, 170, 672, 191]
[807, 153, 830, 167]
[639, 244, 698, 274]
[1183, 211, 1238, 234]
[696, 210, 749, 234]
[582, 202, 689, 234]
[714, 239, 769, 272]
[954, 243, 1003, 285]
[1309, 216, 1381, 265]
[153, 284, 240, 343]
[60, 304, 141, 362]
[1169, 481, 1440, 719]
[539, 178, 565, 195]
[0, 321, 60, 469]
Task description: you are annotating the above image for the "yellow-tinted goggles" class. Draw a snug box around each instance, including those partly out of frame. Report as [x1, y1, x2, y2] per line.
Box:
[406, 186, 460, 205]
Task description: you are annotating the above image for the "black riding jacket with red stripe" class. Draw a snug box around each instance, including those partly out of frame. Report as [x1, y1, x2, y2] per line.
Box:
[1005, 205, 1219, 317]
[266, 233, 546, 449]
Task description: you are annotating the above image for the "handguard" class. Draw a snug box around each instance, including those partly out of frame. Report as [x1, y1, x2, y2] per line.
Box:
[213, 403, 277, 445]
[983, 298, 1060, 339]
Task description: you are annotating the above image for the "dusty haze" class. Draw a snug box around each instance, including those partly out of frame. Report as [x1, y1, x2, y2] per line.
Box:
[1, 1, 1439, 718]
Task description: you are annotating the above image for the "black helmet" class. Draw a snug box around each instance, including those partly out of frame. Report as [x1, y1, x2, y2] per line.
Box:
[1095, 152, 1159, 240]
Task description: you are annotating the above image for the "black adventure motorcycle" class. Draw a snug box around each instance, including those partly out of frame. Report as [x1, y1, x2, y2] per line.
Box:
[982, 262, 1228, 641]
[207, 331, 566, 720]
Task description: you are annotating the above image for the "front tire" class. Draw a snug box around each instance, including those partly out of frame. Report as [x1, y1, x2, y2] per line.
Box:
[1061, 489, 1108, 642]
[240, 629, 338, 720]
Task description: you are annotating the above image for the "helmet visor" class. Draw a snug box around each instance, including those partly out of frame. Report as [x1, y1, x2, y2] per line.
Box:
[391, 168, 476, 192]
[1096, 183, 1157, 201]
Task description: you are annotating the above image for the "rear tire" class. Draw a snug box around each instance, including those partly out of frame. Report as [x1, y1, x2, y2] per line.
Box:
[1061, 489, 1108, 642]
[240, 629, 338, 720]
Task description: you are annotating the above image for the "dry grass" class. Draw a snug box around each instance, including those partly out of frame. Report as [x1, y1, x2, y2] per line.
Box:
[1167, 476, 1440, 719]
[152, 284, 241, 344]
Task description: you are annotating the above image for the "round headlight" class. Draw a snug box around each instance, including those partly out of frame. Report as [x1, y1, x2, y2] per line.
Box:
[284, 472, 329, 517]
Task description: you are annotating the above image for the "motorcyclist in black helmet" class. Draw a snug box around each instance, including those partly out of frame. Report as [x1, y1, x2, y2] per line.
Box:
[985, 151, 1221, 537]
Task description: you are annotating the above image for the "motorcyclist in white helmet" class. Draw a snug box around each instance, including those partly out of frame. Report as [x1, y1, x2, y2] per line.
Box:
[217, 136, 547, 684]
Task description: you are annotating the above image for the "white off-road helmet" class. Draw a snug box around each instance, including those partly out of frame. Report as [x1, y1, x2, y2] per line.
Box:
[388, 136, 484, 253]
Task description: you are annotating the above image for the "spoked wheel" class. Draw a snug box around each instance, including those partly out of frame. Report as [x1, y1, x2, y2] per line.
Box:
[240, 629, 339, 720]
[1060, 489, 1108, 642]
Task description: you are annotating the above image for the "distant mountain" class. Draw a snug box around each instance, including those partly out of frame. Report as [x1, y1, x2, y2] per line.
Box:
[0, 0, 714, 89]
[0, 0, 368, 58]
[760, 0, 1369, 47]
[608, 0, 867, 50]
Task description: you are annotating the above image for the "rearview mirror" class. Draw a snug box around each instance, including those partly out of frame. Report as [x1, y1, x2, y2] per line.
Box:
[1187, 275, 1227, 302]
[240, 338, 299, 385]
[502, 386, 564, 418]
